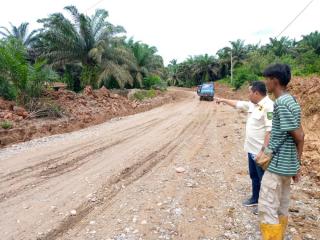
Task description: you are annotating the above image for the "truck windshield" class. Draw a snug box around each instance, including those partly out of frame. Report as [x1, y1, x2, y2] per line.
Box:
[201, 84, 213, 90]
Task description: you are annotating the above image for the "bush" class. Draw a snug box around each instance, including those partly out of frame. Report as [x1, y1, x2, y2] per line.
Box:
[218, 77, 232, 87]
[26, 60, 59, 100]
[63, 64, 82, 92]
[1, 120, 13, 129]
[232, 66, 260, 89]
[0, 79, 16, 100]
[100, 76, 121, 89]
[133, 89, 157, 101]
[27, 101, 63, 118]
[0, 39, 59, 103]
[296, 50, 320, 75]
[151, 81, 167, 91]
[180, 79, 194, 88]
[143, 75, 162, 89]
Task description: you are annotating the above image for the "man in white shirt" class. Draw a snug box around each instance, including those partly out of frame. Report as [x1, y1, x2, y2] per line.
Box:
[215, 81, 274, 208]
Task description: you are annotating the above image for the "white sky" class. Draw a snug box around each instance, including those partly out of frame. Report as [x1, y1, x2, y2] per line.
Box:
[1, 0, 319, 65]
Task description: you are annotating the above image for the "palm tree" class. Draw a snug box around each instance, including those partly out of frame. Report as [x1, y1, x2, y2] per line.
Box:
[0, 38, 57, 103]
[189, 54, 220, 84]
[0, 22, 38, 47]
[216, 47, 232, 78]
[36, 6, 134, 88]
[99, 38, 136, 88]
[229, 39, 248, 66]
[0, 38, 28, 100]
[299, 31, 320, 55]
[175, 61, 193, 86]
[266, 37, 296, 57]
[167, 59, 178, 86]
[216, 40, 248, 78]
[126, 38, 164, 87]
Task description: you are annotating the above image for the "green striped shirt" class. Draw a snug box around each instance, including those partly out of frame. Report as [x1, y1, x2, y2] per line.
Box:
[267, 94, 301, 176]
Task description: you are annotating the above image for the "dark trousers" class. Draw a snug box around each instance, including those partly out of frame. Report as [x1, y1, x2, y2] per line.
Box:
[248, 153, 265, 203]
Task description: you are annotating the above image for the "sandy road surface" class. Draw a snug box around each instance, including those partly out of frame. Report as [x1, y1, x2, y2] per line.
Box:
[0, 89, 319, 240]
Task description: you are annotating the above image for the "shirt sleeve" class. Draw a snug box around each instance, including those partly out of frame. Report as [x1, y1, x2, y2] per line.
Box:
[264, 103, 274, 132]
[278, 103, 299, 131]
[236, 101, 251, 111]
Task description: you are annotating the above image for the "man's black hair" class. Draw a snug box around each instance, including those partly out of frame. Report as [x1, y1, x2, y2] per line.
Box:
[250, 81, 267, 96]
[263, 64, 291, 86]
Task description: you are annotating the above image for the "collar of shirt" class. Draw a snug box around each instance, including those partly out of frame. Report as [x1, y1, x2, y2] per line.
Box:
[256, 96, 269, 111]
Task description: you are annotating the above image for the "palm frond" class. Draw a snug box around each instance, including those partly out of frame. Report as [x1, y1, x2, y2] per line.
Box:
[91, 9, 109, 39]
[0, 26, 11, 37]
[64, 5, 81, 27]
[99, 61, 133, 88]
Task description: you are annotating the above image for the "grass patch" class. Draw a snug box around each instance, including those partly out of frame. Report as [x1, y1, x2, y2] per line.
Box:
[1, 120, 13, 129]
[133, 89, 157, 101]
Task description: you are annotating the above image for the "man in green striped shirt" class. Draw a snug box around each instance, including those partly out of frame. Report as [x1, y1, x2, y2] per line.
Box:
[257, 64, 305, 240]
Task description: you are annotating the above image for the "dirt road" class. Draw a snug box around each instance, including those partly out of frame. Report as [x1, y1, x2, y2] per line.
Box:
[0, 89, 319, 240]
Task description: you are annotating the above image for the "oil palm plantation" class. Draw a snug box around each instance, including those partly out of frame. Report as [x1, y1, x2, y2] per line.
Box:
[36, 6, 134, 88]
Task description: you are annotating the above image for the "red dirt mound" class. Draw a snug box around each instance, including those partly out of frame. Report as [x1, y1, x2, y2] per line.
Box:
[0, 87, 179, 148]
[288, 76, 320, 181]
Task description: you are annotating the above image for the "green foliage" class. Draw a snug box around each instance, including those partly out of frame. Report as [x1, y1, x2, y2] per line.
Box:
[143, 75, 162, 89]
[2, 6, 320, 95]
[1, 120, 13, 129]
[0, 78, 16, 100]
[232, 66, 260, 89]
[62, 64, 82, 92]
[36, 6, 136, 89]
[295, 50, 320, 75]
[152, 81, 167, 92]
[166, 31, 320, 89]
[100, 76, 121, 89]
[0, 22, 39, 47]
[0, 38, 58, 104]
[169, 54, 220, 87]
[133, 89, 156, 101]
[126, 38, 165, 87]
[0, 38, 29, 96]
[266, 37, 296, 57]
[26, 60, 58, 99]
[299, 31, 320, 55]
[218, 78, 231, 87]
[80, 65, 99, 88]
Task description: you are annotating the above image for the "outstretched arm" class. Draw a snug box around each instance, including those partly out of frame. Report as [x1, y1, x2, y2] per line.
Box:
[215, 97, 239, 108]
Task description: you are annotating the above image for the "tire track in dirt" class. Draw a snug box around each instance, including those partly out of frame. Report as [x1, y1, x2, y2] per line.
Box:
[0, 118, 161, 182]
[0, 119, 164, 203]
[67, 105, 215, 239]
[0, 105, 195, 204]
[38, 108, 211, 240]
[0, 106, 183, 182]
